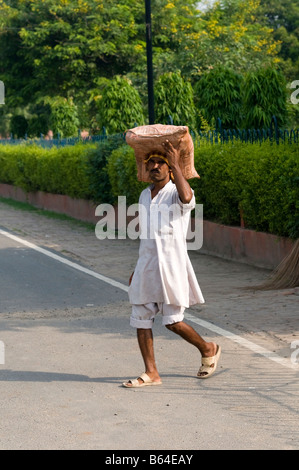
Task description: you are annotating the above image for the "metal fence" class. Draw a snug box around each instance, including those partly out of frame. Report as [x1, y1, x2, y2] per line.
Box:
[193, 116, 299, 145]
[0, 116, 298, 147]
[0, 129, 114, 148]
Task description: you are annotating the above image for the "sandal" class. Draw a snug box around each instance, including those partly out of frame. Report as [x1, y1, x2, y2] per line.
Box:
[197, 345, 221, 379]
[123, 372, 162, 388]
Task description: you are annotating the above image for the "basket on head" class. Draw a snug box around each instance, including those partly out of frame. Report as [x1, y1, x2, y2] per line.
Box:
[126, 124, 200, 182]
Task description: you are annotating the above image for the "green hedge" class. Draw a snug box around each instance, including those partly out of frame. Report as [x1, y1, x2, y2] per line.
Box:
[0, 143, 95, 199]
[0, 139, 298, 238]
[107, 145, 147, 205]
[104, 140, 298, 238]
[192, 141, 299, 238]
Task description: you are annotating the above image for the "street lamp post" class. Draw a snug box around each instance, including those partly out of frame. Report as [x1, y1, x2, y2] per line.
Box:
[145, 0, 155, 124]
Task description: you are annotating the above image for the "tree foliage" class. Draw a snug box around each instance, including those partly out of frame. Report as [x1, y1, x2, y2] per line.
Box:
[172, 0, 282, 79]
[154, 71, 196, 128]
[242, 67, 288, 128]
[257, 0, 299, 80]
[96, 76, 145, 134]
[194, 66, 243, 129]
[0, 0, 297, 133]
[42, 96, 80, 138]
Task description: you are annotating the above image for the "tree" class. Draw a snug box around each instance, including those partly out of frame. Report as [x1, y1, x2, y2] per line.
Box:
[10, 115, 28, 138]
[27, 103, 51, 138]
[242, 66, 288, 128]
[257, 0, 299, 81]
[154, 71, 197, 129]
[0, 0, 291, 132]
[42, 96, 79, 137]
[0, 1, 283, 105]
[96, 76, 145, 134]
[173, 0, 282, 80]
[194, 65, 243, 129]
[0, 0, 146, 110]
[256, 0, 299, 127]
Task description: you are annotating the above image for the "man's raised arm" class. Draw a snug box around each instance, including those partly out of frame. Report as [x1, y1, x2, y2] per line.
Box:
[162, 139, 193, 204]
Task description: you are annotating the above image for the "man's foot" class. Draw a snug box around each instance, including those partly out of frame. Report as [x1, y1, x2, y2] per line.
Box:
[123, 372, 162, 388]
[197, 344, 221, 379]
[201, 341, 218, 358]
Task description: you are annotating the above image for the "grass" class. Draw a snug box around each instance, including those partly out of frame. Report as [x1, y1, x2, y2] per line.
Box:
[0, 196, 95, 231]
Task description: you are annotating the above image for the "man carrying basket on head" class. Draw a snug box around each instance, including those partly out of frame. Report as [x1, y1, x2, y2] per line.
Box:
[123, 126, 221, 388]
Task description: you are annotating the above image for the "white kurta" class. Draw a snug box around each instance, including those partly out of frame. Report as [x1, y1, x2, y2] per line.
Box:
[128, 180, 205, 308]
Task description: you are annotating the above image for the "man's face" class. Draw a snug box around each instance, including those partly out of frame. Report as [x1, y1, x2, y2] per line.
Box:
[146, 157, 170, 183]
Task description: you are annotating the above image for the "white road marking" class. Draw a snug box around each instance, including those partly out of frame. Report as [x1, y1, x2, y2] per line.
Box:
[0, 228, 297, 371]
[0, 229, 129, 293]
[184, 313, 298, 371]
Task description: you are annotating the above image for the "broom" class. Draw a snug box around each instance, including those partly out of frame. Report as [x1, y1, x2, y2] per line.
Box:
[253, 238, 299, 290]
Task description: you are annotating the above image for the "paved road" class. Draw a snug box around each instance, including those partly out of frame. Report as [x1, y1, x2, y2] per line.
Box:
[0, 232, 127, 313]
[0, 206, 298, 450]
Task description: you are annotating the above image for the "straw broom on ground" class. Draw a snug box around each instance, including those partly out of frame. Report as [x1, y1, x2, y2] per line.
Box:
[254, 239, 299, 290]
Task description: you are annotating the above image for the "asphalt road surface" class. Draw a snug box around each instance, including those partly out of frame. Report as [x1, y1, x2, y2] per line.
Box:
[0, 231, 128, 314]
[0, 226, 298, 451]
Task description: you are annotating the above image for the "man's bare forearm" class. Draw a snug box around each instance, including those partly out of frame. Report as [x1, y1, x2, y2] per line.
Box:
[171, 164, 193, 204]
[162, 140, 193, 203]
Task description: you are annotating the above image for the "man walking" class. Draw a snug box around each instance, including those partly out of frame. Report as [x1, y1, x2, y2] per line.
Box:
[123, 140, 221, 388]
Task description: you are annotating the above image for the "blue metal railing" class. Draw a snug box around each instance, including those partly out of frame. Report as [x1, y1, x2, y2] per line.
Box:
[0, 128, 116, 148]
[193, 116, 298, 145]
[0, 116, 298, 147]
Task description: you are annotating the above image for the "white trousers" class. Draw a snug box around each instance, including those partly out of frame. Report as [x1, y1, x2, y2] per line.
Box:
[130, 302, 185, 329]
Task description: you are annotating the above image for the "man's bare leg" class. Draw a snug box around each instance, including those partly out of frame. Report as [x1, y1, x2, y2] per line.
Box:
[166, 321, 216, 354]
[124, 328, 161, 387]
[166, 321, 217, 373]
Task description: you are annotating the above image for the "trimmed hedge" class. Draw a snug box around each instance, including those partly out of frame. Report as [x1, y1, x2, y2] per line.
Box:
[192, 141, 299, 238]
[107, 145, 147, 205]
[0, 143, 95, 199]
[104, 140, 299, 238]
[86, 134, 125, 204]
[0, 139, 298, 238]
